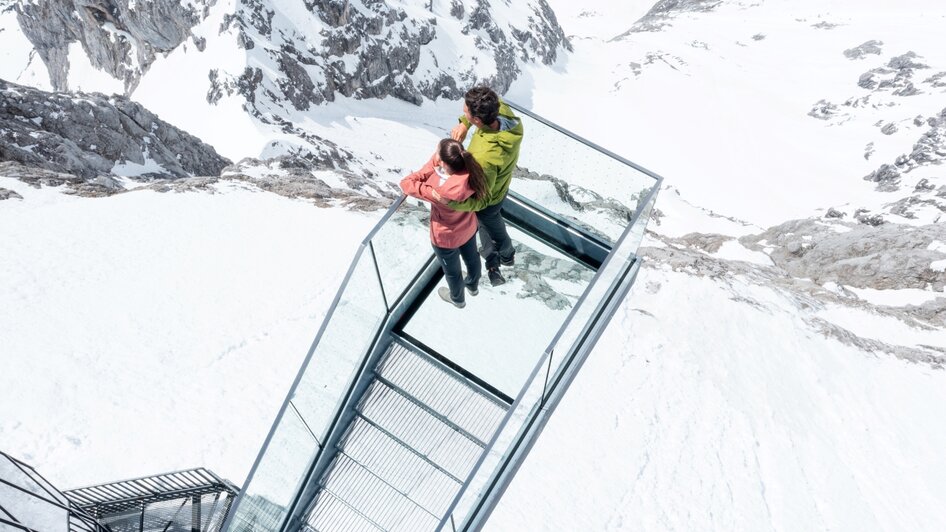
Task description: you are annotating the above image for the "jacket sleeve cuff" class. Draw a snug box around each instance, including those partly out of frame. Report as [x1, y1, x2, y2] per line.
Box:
[458, 115, 471, 128]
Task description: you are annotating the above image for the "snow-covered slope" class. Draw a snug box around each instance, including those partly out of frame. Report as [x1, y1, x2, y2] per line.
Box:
[2, 0, 570, 162]
[2, 0, 946, 530]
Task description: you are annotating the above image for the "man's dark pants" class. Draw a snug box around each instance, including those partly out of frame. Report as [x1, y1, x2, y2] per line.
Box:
[433, 233, 481, 303]
[476, 199, 515, 270]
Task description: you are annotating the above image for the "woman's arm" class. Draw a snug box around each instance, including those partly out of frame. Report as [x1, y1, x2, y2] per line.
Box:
[399, 157, 438, 202]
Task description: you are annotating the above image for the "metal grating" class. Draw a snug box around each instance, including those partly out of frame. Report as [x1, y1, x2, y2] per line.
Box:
[65, 469, 237, 516]
[64, 468, 237, 532]
[305, 340, 509, 532]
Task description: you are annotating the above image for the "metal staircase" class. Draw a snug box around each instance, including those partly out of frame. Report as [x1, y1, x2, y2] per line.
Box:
[306, 340, 509, 531]
[223, 100, 663, 532]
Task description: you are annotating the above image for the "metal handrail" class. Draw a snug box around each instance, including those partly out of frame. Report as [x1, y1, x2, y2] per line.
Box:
[435, 102, 662, 530]
[222, 195, 411, 532]
[225, 100, 662, 532]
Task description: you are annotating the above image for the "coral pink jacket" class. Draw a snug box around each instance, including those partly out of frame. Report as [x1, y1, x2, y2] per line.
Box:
[400, 157, 478, 249]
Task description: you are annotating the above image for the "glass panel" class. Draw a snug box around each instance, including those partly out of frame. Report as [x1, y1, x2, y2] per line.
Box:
[227, 409, 318, 532]
[290, 251, 387, 442]
[0, 481, 68, 532]
[511, 110, 657, 243]
[370, 198, 434, 308]
[0, 457, 50, 502]
[445, 191, 659, 528]
[446, 351, 550, 525]
[402, 225, 594, 398]
[231, 247, 387, 531]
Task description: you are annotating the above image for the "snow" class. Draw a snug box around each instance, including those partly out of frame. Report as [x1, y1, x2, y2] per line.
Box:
[711, 239, 773, 266]
[846, 285, 944, 307]
[131, 0, 272, 161]
[0, 9, 52, 90]
[489, 266, 946, 531]
[0, 176, 377, 487]
[111, 151, 169, 177]
[66, 41, 125, 95]
[2, 0, 946, 530]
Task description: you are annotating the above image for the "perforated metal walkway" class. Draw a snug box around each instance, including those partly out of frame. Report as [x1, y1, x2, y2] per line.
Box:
[305, 341, 508, 531]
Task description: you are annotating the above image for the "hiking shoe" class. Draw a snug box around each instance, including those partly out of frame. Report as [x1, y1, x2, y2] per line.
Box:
[500, 255, 515, 267]
[466, 285, 479, 296]
[438, 287, 465, 308]
[487, 268, 506, 286]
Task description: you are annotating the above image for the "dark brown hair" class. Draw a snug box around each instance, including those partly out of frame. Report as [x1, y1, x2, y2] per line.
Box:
[464, 86, 499, 126]
[438, 138, 487, 200]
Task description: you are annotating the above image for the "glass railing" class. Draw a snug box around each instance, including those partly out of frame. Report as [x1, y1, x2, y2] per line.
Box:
[437, 103, 662, 530]
[0, 451, 104, 532]
[225, 100, 662, 532]
[225, 197, 434, 532]
[508, 103, 658, 244]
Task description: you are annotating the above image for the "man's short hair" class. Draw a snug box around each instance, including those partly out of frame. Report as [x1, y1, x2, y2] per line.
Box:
[465, 86, 499, 125]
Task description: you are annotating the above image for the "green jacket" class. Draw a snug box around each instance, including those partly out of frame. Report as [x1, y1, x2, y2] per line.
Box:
[449, 100, 523, 212]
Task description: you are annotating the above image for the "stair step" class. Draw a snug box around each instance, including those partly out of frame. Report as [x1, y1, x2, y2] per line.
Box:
[377, 343, 508, 443]
[356, 380, 483, 481]
[316, 454, 440, 532]
[306, 340, 512, 531]
[339, 416, 462, 515]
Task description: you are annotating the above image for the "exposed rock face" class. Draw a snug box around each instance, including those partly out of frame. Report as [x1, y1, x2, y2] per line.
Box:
[857, 51, 929, 96]
[614, 0, 722, 35]
[862, 106, 946, 195]
[740, 219, 946, 292]
[219, 156, 399, 210]
[0, 79, 230, 179]
[13, 0, 214, 94]
[844, 40, 883, 59]
[0, 186, 23, 200]
[214, 0, 570, 112]
[643, 220, 946, 366]
[0, 161, 124, 196]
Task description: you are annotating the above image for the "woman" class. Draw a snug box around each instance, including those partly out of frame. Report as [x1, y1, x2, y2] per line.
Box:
[400, 138, 488, 309]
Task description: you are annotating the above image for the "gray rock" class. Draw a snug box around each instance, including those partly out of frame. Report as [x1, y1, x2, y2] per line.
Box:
[614, 0, 721, 35]
[925, 72, 946, 88]
[13, 0, 214, 94]
[863, 163, 901, 191]
[740, 218, 946, 291]
[808, 99, 840, 120]
[0, 186, 23, 200]
[825, 208, 846, 218]
[0, 79, 229, 180]
[915, 178, 936, 192]
[218, 0, 570, 110]
[844, 40, 883, 60]
[881, 122, 898, 135]
[811, 21, 840, 30]
[888, 52, 929, 70]
[0, 161, 125, 197]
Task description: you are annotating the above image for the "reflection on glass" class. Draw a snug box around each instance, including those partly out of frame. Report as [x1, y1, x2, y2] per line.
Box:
[512, 111, 656, 242]
[232, 248, 386, 531]
[403, 225, 594, 398]
[370, 200, 433, 308]
[291, 253, 387, 442]
[228, 409, 318, 532]
[0, 457, 68, 532]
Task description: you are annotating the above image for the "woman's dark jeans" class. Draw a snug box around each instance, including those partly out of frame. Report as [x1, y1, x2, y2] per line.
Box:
[433, 233, 481, 303]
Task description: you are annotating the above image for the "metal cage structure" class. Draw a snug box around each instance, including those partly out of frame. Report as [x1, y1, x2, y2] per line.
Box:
[222, 100, 663, 532]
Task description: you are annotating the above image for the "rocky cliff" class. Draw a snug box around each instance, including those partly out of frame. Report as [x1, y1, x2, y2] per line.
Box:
[1, 78, 229, 180]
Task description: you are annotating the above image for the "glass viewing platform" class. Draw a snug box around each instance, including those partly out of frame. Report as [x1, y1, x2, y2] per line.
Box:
[222, 101, 663, 532]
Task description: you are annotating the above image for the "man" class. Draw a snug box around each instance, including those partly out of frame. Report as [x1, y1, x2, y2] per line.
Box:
[436, 86, 523, 286]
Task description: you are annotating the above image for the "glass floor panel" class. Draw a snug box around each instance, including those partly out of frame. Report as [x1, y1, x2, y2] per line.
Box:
[402, 225, 596, 399]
